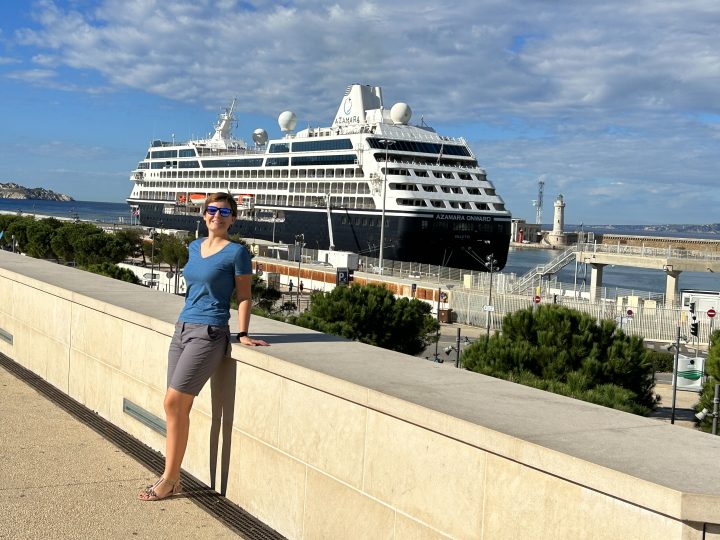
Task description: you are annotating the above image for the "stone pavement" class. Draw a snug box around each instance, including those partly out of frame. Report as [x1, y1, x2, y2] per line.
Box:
[0, 364, 244, 540]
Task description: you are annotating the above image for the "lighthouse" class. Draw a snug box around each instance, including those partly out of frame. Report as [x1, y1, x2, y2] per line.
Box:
[548, 194, 567, 247]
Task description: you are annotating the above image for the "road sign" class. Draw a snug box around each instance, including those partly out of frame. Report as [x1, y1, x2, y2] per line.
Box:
[708, 308, 716, 318]
[626, 308, 634, 317]
[483, 305, 495, 312]
[534, 295, 541, 304]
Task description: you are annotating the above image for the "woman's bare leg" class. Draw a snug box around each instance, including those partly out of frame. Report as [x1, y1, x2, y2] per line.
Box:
[163, 388, 195, 480]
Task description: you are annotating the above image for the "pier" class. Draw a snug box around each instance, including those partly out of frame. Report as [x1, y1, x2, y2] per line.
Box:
[575, 240, 720, 304]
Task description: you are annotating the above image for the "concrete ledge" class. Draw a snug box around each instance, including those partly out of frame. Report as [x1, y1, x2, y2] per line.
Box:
[2, 250, 720, 539]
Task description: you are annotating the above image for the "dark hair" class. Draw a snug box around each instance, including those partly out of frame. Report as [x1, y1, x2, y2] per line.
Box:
[204, 192, 238, 217]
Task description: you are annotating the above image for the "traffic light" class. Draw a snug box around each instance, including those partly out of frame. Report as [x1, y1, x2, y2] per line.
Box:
[690, 302, 696, 314]
[690, 315, 699, 337]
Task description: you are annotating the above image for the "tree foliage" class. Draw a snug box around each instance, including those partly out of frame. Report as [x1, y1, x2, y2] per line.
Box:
[696, 329, 720, 432]
[156, 233, 189, 272]
[0, 214, 136, 282]
[287, 283, 438, 355]
[84, 262, 141, 284]
[462, 305, 658, 415]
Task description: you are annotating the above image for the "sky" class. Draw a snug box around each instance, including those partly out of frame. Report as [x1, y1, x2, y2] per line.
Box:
[0, 0, 719, 225]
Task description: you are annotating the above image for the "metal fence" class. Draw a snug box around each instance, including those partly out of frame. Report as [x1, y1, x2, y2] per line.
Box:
[450, 288, 715, 345]
[265, 245, 715, 344]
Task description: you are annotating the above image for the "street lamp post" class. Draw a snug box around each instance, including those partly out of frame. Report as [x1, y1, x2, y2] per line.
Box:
[377, 139, 395, 274]
[149, 228, 156, 289]
[295, 233, 304, 310]
[485, 254, 497, 346]
[433, 286, 442, 361]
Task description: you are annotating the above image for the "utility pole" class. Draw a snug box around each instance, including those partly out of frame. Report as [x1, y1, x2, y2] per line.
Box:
[377, 139, 395, 274]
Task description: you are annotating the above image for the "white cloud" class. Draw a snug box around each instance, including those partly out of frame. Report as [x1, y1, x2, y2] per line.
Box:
[4, 0, 720, 222]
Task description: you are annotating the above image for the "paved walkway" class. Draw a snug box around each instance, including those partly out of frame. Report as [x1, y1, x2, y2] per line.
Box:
[0, 364, 242, 540]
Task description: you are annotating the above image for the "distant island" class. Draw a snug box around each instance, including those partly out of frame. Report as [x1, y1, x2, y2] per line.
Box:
[0, 182, 74, 202]
[584, 223, 720, 235]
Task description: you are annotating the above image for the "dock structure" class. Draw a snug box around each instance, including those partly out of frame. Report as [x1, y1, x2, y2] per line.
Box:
[577, 239, 720, 304]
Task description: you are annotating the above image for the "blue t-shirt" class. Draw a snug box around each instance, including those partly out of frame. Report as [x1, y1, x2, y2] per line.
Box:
[179, 239, 252, 326]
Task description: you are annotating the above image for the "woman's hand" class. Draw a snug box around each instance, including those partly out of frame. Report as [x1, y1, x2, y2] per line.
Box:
[239, 335, 269, 347]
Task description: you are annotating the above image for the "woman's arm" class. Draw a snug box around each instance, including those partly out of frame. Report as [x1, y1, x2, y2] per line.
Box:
[235, 274, 269, 346]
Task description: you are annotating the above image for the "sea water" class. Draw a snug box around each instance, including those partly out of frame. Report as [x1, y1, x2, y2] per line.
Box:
[1, 198, 717, 295]
[0, 199, 133, 224]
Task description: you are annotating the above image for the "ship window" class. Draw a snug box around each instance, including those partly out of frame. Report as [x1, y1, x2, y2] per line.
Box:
[431, 200, 444, 208]
[201, 158, 263, 168]
[414, 170, 428, 177]
[269, 143, 290, 153]
[291, 139, 353, 152]
[299, 170, 306, 178]
[290, 170, 298, 178]
[150, 149, 178, 159]
[291, 155, 356, 166]
[486, 188, 495, 196]
[494, 203, 505, 211]
[336, 169, 344, 178]
[266, 157, 289, 167]
[251, 170, 257, 178]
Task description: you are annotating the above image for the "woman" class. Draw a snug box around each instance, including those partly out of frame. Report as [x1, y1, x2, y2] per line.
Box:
[139, 192, 269, 501]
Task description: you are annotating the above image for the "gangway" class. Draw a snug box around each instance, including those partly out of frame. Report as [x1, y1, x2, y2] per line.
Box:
[511, 245, 578, 293]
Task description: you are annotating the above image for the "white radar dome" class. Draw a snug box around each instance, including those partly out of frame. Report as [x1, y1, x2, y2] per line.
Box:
[390, 102, 412, 125]
[252, 128, 268, 145]
[278, 111, 297, 132]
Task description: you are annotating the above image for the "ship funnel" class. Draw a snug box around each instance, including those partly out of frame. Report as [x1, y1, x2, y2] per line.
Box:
[332, 84, 383, 128]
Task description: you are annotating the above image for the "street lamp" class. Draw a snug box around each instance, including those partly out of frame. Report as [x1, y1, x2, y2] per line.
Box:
[485, 253, 497, 345]
[295, 233, 305, 310]
[377, 139, 395, 274]
[149, 228, 157, 289]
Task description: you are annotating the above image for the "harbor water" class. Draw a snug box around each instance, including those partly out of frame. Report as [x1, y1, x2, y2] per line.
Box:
[1, 198, 718, 295]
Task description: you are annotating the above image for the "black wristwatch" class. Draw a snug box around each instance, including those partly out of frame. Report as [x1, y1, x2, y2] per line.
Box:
[237, 332, 248, 340]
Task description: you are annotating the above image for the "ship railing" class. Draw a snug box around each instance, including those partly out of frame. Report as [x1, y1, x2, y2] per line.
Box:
[194, 146, 265, 157]
[577, 242, 720, 261]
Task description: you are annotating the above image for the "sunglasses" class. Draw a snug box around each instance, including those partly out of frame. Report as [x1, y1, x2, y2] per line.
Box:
[205, 205, 233, 217]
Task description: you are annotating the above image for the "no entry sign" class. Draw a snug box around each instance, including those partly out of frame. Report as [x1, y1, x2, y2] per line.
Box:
[534, 295, 541, 304]
[708, 308, 716, 318]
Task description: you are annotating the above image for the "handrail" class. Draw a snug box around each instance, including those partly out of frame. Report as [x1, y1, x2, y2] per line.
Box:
[576, 242, 720, 261]
[511, 246, 578, 292]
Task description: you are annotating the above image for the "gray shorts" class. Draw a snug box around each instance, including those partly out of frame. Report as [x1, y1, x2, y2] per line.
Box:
[167, 322, 231, 396]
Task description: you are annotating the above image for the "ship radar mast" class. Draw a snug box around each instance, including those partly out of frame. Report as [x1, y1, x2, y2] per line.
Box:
[209, 98, 237, 148]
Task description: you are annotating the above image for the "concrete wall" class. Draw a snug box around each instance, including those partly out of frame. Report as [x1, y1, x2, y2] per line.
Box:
[2, 250, 720, 539]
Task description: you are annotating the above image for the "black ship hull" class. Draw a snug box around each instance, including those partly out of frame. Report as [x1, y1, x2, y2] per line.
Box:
[135, 203, 510, 271]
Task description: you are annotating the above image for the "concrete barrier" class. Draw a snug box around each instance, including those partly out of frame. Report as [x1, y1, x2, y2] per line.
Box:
[1, 250, 720, 539]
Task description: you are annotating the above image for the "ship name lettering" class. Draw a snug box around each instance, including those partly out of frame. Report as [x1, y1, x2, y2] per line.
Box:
[334, 115, 361, 125]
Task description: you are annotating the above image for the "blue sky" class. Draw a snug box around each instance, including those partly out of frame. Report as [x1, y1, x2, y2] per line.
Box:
[1, 0, 719, 225]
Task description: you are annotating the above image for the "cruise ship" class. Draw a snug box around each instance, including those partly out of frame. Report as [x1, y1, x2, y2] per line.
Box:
[127, 84, 511, 271]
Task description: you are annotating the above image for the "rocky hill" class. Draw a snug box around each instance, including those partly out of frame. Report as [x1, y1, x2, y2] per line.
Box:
[0, 182, 74, 201]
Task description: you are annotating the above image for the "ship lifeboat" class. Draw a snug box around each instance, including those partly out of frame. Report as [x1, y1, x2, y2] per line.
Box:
[189, 193, 207, 205]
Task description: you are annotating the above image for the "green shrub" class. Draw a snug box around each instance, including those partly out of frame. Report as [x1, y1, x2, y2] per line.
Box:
[645, 350, 675, 373]
[462, 305, 657, 415]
